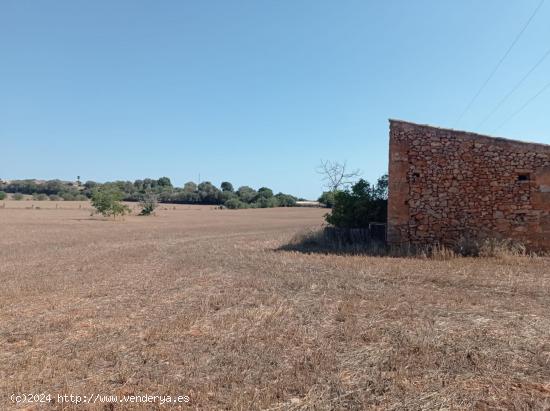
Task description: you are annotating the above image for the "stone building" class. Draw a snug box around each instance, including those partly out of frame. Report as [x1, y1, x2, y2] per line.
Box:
[387, 120, 550, 250]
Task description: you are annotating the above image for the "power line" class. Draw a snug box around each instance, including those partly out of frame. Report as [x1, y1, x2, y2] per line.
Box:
[477, 45, 550, 128]
[493, 78, 550, 132]
[455, 0, 545, 126]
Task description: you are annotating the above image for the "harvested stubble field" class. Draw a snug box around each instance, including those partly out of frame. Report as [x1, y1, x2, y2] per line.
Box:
[1, 201, 550, 410]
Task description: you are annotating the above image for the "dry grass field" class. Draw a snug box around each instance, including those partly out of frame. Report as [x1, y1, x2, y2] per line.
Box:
[1, 201, 550, 410]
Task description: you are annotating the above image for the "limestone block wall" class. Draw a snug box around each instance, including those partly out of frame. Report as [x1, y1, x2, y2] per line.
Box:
[388, 120, 550, 250]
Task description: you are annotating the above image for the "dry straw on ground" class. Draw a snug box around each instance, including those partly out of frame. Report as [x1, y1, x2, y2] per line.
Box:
[1, 202, 549, 410]
[283, 227, 538, 259]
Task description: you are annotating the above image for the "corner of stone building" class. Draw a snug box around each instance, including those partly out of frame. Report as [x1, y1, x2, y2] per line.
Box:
[386, 119, 550, 251]
[387, 120, 410, 245]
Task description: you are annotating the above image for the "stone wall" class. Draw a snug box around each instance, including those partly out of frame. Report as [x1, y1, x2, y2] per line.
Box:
[388, 120, 550, 250]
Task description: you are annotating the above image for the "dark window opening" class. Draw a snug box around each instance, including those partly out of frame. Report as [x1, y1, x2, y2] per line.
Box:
[514, 213, 526, 223]
[517, 173, 530, 182]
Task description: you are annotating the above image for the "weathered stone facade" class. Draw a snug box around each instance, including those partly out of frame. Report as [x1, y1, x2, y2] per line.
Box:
[388, 120, 550, 250]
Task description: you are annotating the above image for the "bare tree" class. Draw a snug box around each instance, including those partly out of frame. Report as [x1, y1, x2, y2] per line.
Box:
[317, 160, 361, 192]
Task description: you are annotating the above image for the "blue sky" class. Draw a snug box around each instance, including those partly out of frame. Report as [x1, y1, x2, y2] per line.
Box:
[2, 0, 550, 199]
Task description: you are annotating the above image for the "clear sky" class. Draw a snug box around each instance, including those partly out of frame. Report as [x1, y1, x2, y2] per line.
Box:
[2, 0, 550, 199]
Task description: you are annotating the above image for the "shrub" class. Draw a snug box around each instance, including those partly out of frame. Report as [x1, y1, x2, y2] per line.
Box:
[0, 191, 6, 200]
[60, 191, 77, 201]
[326, 177, 388, 228]
[49, 194, 62, 201]
[32, 193, 49, 201]
[275, 193, 297, 207]
[255, 196, 279, 208]
[13, 193, 24, 200]
[138, 192, 158, 216]
[109, 201, 131, 219]
[91, 188, 130, 219]
[225, 198, 247, 209]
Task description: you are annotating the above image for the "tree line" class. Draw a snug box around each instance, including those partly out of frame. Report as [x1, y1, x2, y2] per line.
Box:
[0, 178, 299, 209]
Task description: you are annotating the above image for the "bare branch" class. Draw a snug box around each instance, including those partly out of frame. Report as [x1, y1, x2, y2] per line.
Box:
[317, 160, 361, 192]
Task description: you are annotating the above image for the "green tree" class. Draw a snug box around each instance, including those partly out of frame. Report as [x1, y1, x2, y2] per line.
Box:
[183, 181, 197, 193]
[221, 181, 234, 192]
[142, 178, 155, 189]
[318, 191, 336, 208]
[256, 187, 274, 199]
[0, 191, 6, 200]
[157, 177, 172, 187]
[13, 193, 24, 200]
[275, 193, 297, 207]
[197, 181, 222, 204]
[221, 190, 238, 203]
[256, 196, 279, 208]
[225, 198, 246, 209]
[325, 177, 388, 228]
[91, 188, 130, 219]
[372, 174, 388, 200]
[138, 191, 158, 216]
[44, 180, 64, 195]
[237, 186, 257, 203]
